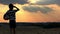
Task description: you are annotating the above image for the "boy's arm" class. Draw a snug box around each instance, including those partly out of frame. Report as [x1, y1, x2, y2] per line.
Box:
[13, 6, 19, 11]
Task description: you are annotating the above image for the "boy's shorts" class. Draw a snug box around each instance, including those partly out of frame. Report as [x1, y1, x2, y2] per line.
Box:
[9, 20, 16, 28]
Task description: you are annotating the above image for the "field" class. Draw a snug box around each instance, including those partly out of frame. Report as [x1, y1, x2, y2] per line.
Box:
[0, 22, 60, 34]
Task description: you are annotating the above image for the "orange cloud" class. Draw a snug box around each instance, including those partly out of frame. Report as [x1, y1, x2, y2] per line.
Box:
[0, 4, 60, 23]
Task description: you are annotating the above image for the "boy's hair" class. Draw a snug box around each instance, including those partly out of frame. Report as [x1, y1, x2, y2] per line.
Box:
[9, 4, 13, 9]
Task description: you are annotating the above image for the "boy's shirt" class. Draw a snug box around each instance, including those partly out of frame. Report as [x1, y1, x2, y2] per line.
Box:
[6, 10, 17, 20]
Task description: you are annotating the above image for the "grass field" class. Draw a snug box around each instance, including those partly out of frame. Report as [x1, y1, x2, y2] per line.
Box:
[0, 23, 60, 34]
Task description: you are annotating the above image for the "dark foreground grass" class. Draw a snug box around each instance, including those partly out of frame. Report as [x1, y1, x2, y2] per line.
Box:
[0, 22, 60, 34]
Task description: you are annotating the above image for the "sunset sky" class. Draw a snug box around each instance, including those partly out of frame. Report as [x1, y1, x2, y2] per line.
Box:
[0, 0, 60, 22]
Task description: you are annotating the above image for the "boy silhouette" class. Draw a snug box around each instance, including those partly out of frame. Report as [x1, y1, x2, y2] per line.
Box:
[6, 4, 19, 34]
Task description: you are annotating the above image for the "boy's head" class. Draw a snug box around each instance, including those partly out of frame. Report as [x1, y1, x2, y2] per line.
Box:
[9, 4, 13, 10]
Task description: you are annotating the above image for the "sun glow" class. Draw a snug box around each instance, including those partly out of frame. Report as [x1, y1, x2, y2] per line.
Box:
[28, 0, 40, 3]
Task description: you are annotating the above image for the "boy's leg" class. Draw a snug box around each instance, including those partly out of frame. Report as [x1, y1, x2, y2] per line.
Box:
[10, 28, 16, 34]
[10, 28, 13, 34]
[12, 28, 16, 34]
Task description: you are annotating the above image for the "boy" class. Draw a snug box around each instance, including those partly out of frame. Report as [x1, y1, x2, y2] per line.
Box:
[5, 4, 19, 34]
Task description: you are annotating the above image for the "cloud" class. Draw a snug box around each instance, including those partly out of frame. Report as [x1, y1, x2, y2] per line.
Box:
[0, 0, 28, 5]
[1, 0, 60, 5]
[22, 6, 53, 14]
[29, 0, 60, 5]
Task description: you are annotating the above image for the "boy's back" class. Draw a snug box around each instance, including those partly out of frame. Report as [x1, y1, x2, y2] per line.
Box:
[7, 10, 17, 20]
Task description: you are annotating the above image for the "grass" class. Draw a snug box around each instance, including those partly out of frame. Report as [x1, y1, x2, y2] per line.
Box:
[0, 23, 60, 34]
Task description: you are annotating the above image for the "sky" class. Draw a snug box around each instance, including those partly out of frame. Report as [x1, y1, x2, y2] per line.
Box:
[0, 0, 60, 23]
